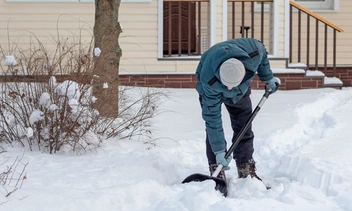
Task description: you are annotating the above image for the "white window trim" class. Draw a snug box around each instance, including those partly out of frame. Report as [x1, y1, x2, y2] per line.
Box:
[209, 0, 216, 48]
[293, 0, 338, 12]
[157, 0, 163, 58]
[254, 2, 271, 12]
[6, 0, 151, 2]
[6, 0, 77, 2]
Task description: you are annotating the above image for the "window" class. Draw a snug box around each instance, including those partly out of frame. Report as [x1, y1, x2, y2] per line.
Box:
[254, 2, 271, 12]
[294, 0, 336, 11]
[6, 0, 77, 2]
[6, 0, 151, 2]
[162, 1, 210, 57]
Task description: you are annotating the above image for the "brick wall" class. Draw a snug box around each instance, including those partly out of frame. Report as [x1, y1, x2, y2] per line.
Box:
[1, 67, 351, 90]
[118, 71, 339, 90]
[250, 73, 323, 90]
[118, 74, 197, 89]
[320, 67, 352, 87]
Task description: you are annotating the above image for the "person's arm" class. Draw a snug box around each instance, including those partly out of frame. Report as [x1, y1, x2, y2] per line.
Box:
[256, 44, 281, 93]
[201, 85, 226, 153]
[257, 50, 274, 82]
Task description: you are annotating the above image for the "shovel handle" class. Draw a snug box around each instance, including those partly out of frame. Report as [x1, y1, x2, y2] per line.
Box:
[212, 164, 224, 177]
[211, 91, 271, 177]
[224, 91, 271, 160]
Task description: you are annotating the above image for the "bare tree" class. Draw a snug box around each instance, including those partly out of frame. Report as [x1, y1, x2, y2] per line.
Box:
[93, 0, 122, 117]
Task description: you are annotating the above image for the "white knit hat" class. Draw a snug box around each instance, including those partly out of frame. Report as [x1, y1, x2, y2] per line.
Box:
[219, 58, 245, 87]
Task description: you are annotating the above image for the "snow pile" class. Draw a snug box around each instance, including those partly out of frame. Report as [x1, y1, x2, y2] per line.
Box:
[1, 86, 352, 210]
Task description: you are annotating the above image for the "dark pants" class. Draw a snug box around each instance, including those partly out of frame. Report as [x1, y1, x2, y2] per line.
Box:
[200, 88, 254, 165]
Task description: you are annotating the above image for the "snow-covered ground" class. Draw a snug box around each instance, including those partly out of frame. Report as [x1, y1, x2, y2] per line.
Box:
[1, 87, 352, 211]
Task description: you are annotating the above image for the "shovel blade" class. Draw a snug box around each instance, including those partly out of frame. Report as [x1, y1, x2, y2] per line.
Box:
[182, 173, 228, 197]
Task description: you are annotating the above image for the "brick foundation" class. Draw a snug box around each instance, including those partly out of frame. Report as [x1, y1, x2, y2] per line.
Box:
[1, 67, 351, 90]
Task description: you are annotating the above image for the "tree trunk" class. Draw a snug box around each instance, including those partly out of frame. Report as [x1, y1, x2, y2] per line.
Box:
[93, 0, 122, 117]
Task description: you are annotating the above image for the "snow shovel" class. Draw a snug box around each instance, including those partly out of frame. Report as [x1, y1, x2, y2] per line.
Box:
[182, 91, 272, 197]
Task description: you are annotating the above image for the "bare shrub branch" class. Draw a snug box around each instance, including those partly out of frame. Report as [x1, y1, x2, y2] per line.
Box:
[0, 150, 28, 197]
[93, 86, 167, 140]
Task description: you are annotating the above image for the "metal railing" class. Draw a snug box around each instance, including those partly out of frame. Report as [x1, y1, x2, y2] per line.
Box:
[162, 0, 344, 75]
[227, 0, 273, 53]
[289, 1, 344, 75]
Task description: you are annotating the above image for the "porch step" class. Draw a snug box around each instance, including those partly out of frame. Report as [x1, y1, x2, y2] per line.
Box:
[270, 68, 343, 89]
[305, 70, 343, 88]
[323, 76, 343, 88]
[305, 70, 325, 78]
[288, 62, 307, 70]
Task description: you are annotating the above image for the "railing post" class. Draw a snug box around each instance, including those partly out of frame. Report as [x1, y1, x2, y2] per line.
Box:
[298, 10, 301, 62]
[261, 2, 264, 42]
[251, 2, 254, 38]
[168, 2, 172, 57]
[289, 4, 292, 63]
[324, 25, 327, 72]
[306, 15, 310, 70]
[188, 2, 191, 56]
[241, 2, 245, 38]
[333, 30, 337, 77]
[178, 2, 182, 56]
[315, 19, 319, 70]
[232, 3, 235, 39]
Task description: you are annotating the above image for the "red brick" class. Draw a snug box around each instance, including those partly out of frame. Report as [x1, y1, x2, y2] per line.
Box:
[302, 80, 318, 88]
[181, 82, 196, 88]
[164, 81, 182, 88]
[286, 81, 302, 89]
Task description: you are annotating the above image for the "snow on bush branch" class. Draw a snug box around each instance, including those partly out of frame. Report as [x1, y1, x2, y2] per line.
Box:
[0, 76, 100, 154]
[0, 77, 164, 154]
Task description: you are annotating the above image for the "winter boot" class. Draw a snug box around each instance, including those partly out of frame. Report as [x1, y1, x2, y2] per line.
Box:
[236, 158, 263, 181]
[209, 164, 226, 180]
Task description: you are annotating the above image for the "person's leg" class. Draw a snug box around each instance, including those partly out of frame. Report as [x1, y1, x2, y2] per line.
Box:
[224, 88, 262, 179]
[224, 88, 254, 163]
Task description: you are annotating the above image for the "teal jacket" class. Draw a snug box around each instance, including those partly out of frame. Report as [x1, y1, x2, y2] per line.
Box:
[195, 38, 274, 153]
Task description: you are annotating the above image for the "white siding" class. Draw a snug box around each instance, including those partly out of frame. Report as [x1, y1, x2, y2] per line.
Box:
[0, 0, 350, 76]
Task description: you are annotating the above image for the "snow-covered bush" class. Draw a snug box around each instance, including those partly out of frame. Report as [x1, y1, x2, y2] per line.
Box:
[0, 32, 165, 154]
[0, 78, 100, 153]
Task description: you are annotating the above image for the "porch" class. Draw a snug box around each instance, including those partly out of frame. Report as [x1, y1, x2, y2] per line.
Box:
[119, 0, 348, 90]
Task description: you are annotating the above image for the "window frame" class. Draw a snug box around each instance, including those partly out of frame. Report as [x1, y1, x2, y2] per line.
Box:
[6, 0, 77, 2]
[6, 0, 151, 2]
[293, 0, 337, 11]
[254, 2, 270, 13]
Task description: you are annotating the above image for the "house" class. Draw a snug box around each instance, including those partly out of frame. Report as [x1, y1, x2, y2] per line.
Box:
[0, 0, 351, 89]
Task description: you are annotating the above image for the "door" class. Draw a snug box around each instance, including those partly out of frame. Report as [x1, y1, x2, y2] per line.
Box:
[163, 2, 196, 55]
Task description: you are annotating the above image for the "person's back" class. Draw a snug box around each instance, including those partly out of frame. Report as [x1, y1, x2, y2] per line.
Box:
[196, 38, 273, 126]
